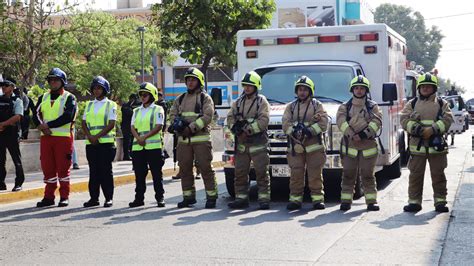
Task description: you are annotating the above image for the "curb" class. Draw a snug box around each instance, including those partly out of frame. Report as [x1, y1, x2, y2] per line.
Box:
[0, 161, 225, 205]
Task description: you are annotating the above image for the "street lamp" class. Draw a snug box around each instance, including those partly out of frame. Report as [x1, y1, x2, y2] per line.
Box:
[136, 26, 146, 83]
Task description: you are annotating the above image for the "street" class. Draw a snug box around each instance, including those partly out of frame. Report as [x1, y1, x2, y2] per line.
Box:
[0, 130, 472, 265]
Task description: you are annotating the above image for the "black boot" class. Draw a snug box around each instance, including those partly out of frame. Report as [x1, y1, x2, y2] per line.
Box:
[259, 201, 270, 210]
[340, 203, 351, 211]
[129, 199, 144, 208]
[286, 201, 302, 211]
[228, 198, 249, 209]
[367, 203, 380, 211]
[205, 199, 217, 209]
[58, 198, 69, 207]
[83, 199, 100, 208]
[157, 198, 165, 208]
[0, 183, 6, 190]
[36, 198, 55, 207]
[435, 204, 449, 213]
[103, 199, 113, 208]
[177, 198, 197, 208]
[403, 203, 422, 212]
[313, 202, 325, 210]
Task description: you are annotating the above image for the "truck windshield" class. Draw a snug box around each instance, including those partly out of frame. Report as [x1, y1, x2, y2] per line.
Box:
[256, 65, 355, 103]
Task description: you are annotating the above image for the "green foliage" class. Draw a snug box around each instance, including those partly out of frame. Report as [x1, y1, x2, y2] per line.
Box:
[374, 4, 444, 71]
[152, 0, 275, 77]
[0, 0, 78, 86]
[46, 11, 172, 102]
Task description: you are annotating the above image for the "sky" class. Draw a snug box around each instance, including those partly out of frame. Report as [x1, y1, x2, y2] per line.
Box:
[367, 0, 474, 98]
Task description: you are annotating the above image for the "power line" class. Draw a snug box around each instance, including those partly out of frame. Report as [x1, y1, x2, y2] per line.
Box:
[425, 12, 474, 20]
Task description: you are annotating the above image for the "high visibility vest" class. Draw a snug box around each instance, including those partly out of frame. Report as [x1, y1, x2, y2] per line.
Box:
[40, 91, 72, 137]
[132, 106, 163, 151]
[84, 99, 116, 145]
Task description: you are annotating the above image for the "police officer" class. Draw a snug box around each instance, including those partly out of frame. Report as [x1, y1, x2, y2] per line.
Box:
[34, 68, 77, 207]
[82, 76, 117, 208]
[283, 76, 328, 210]
[0, 77, 25, 192]
[121, 94, 140, 160]
[400, 73, 453, 213]
[227, 71, 270, 210]
[169, 67, 217, 208]
[336, 75, 382, 211]
[129, 83, 166, 208]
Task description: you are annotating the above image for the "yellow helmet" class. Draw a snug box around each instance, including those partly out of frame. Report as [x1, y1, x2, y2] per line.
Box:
[184, 67, 205, 87]
[294, 76, 315, 95]
[416, 73, 438, 89]
[350, 75, 370, 92]
[241, 71, 262, 90]
[138, 82, 158, 102]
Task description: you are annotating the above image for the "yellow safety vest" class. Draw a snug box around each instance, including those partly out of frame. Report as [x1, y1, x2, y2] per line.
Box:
[84, 99, 116, 145]
[40, 91, 72, 137]
[132, 106, 163, 151]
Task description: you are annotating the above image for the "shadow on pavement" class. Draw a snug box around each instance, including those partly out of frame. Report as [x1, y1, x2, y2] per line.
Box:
[371, 211, 440, 230]
[298, 208, 366, 228]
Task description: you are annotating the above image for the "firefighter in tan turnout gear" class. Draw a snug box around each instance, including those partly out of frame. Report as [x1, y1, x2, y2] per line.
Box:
[337, 75, 382, 212]
[400, 73, 453, 213]
[169, 67, 218, 209]
[227, 71, 271, 210]
[282, 76, 328, 211]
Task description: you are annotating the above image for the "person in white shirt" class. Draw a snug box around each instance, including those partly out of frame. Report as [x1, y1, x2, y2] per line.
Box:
[81, 76, 117, 208]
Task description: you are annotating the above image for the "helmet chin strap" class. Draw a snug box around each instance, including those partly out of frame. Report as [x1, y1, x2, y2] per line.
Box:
[353, 93, 366, 99]
[418, 89, 436, 100]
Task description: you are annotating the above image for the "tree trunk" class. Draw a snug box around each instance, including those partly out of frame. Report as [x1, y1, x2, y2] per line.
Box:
[201, 54, 212, 91]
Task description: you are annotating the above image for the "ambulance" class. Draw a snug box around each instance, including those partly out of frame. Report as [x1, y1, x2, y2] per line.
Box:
[220, 24, 408, 197]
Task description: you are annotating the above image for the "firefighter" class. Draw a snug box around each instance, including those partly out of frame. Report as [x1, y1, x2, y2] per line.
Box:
[227, 71, 270, 210]
[0, 77, 25, 192]
[34, 68, 77, 207]
[169, 67, 217, 208]
[128, 82, 166, 208]
[336, 75, 382, 211]
[82, 76, 117, 208]
[400, 73, 453, 213]
[283, 76, 328, 211]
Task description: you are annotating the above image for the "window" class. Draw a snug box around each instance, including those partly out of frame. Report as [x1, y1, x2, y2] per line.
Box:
[173, 66, 234, 84]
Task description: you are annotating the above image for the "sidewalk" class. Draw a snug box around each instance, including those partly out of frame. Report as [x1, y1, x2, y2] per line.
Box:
[0, 152, 224, 204]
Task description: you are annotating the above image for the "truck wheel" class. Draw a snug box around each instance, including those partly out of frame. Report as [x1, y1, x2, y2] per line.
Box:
[224, 168, 235, 198]
[270, 178, 290, 201]
[382, 157, 402, 179]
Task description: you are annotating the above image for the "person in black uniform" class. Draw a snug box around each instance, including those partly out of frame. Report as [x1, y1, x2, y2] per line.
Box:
[0, 77, 25, 192]
[121, 94, 140, 160]
[20, 87, 35, 140]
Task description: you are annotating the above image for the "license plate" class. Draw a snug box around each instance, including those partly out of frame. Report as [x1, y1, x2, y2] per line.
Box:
[271, 165, 291, 177]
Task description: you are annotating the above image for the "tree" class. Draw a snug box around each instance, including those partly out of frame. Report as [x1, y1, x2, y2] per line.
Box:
[47, 12, 172, 101]
[374, 4, 443, 71]
[0, 0, 78, 86]
[151, 0, 276, 87]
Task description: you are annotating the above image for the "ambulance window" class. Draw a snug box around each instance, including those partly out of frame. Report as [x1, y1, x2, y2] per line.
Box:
[256, 65, 354, 103]
[404, 77, 416, 99]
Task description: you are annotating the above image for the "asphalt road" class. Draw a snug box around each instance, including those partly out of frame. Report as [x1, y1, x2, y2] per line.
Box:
[0, 130, 472, 265]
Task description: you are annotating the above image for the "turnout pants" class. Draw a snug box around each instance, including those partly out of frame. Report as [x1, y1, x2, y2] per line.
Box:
[407, 154, 448, 206]
[234, 148, 270, 202]
[86, 143, 116, 201]
[122, 131, 132, 159]
[177, 141, 217, 200]
[132, 149, 164, 201]
[341, 152, 378, 204]
[0, 133, 25, 186]
[287, 151, 326, 203]
[40, 135, 73, 200]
